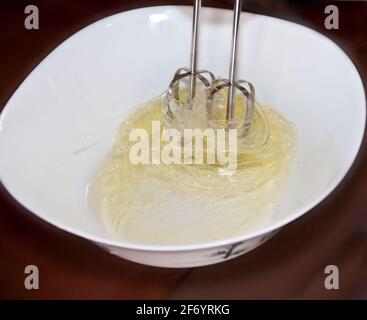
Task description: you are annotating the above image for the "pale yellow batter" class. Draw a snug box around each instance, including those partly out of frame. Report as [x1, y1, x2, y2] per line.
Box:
[90, 91, 297, 245]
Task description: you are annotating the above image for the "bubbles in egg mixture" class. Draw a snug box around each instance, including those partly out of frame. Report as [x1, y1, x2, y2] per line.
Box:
[90, 92, 297, 245]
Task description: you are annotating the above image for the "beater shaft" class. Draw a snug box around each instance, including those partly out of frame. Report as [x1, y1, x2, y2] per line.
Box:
[189, 0, 201, 100]
[227, 0, 243, 121]
[167, 0, 214, 105]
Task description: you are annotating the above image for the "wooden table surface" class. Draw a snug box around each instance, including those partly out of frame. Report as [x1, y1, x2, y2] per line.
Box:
[0, 0, 366, 299]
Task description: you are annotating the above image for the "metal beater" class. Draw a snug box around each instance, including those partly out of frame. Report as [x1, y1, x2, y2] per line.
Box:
[207, 0, 255, 133]
[167, 0, 255, 134]
[167, 0, 215, 106]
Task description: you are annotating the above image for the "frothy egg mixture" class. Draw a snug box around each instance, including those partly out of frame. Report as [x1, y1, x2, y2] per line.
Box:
[89, 91, 297, 245]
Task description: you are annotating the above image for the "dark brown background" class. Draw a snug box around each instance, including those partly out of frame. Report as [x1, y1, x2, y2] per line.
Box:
[0, 0, 366, 299]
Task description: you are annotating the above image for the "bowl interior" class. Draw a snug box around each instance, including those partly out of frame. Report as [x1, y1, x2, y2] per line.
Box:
[0, 6, 365, 249]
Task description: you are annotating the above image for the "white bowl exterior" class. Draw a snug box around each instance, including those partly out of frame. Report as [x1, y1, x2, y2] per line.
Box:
[101, 230, 277, 268]
[0, 6, 365, 267]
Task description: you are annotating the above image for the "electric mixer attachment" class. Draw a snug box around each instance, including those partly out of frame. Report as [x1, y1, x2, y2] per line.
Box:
[167, 0, 215, 107]
[165, 0, 255, 138]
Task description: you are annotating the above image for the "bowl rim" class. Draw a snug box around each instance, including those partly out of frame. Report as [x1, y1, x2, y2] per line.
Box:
[0, 5, 366, 252]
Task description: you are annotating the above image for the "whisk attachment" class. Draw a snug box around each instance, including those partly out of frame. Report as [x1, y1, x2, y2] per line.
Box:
[167, 0, 214, 107]
[165, 0, 255, 137]
[207, 78, 255, 132]
[167, 67, 215, 103]
[207, 0, 255, 134]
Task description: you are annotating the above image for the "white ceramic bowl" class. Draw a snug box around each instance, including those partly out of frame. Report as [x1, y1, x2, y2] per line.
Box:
[0, 6, 365, 267]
